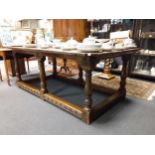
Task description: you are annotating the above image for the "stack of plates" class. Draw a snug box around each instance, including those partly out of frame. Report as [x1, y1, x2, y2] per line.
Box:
[11, 44, 23, 47]
[95, 39, 110, 43]
[61, 38, 79, 50]
[38, 44, 50, 49]
[52, 43, 63, 49]
[77, 43, 102, 52]
[61, 44, 77, 50]
[101, 41, 114, 50]
[24, 44, 37, 48]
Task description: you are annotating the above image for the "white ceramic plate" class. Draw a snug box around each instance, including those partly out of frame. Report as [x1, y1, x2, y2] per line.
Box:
[11, 44, 23, 47]
[77, 48, 101, 53]
[95, 39, 110, 43]
[101, 47, 113, 50]
[61, 47, 77, 50]
[24, 44, 37, 48]
[39, 46, 49, 49]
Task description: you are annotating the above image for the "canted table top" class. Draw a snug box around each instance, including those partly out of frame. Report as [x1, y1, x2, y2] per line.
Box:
[0, 48, 12, 52]
[11, 47, 140, 59]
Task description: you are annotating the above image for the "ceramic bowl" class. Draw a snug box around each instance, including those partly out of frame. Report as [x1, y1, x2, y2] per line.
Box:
[83, 36, 96, 44]
[124, 43, 137, 48]
[123, 38, 134, 46]
[95, 39, 110, 43]
[61, 38, 79, 50]
[77, 43, 102, 52]
[101, 41, 114, 50]
[52, 39, 62, 43]
[115, 43, 124, 49]
[24, 44, 37, 48]
[77, 42, 101, 49]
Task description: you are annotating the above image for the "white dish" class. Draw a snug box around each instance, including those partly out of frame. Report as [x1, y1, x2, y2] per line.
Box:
[124, 44, 137, 48]
[77, 43, 102, 49]
[53, 45, 62, 49]
[77, 48, 101, 53]
[39, 46, 49, 49]
[95, 39, 110, 43]
[65, 38, 78, 45]
[123, 38, 134, 46]
[24, 44, 37, 48]
[101, 47, 113, 50]
[61, 47, 77, 50]
[52, 42, 64, 49]
[101, 41, 114, 50]
[83, 36, 96, 44]
[11, 44, 23, 47]
[113, 46, 137, 51]
[114, 47, 125, 50]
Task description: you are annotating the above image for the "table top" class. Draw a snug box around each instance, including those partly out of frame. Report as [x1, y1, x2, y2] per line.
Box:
[0, 48, 12, 52]
[0, 48, 12, 58]
[11, 46, 139, 58]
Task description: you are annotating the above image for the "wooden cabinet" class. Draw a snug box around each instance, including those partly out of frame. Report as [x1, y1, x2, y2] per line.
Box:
[52, 19, 90, 70]
[129, 20, 155, 80]
[53, 19, 89, 41]
[130, 52, 155, 80]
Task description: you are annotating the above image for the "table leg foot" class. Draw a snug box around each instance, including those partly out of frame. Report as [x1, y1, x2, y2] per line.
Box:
[82, 108, 92, 124]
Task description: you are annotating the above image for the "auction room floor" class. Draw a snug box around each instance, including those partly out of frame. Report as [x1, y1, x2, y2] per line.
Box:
[0, 61, 155, 135]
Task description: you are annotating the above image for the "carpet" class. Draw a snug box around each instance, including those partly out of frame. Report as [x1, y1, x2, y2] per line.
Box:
[27, 77, 108, 107]
[92, 73, 155, 101]
[22, 60, 155, 101]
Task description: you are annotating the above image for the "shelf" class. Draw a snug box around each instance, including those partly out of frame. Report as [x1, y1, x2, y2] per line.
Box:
[133, 50, 155, 57]
[111, 68, 121, 73]
[138, 53, 155, 57]
[141, 32, 155, 39]
[132, 70, 155, 77]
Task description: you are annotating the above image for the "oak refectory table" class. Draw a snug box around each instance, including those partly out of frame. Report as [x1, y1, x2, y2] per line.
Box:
[11, 47, 138, 124]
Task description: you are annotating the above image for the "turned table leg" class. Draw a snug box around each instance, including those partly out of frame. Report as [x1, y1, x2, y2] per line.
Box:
[13, 52, 21, 82]
[3, 55, 11, 86]
[38, 56, 47, 97]
[119, 55, 130, 98]
[52, 57, 57, 77]
[26, 57, 30, 74]
[83, 69, 92, 124]
[78, 65, 83, 84]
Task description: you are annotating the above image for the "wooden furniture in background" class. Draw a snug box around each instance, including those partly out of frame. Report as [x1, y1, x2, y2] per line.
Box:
[53, 19, 89, 41]
[53, 19, 90, 72]
[0, 48, 26, 86]
[0, 48, 13, 85]
[130, 19, 155, 80]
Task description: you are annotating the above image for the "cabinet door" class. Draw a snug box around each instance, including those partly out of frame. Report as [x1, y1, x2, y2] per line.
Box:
[53, 19, 68, 41]
[67, 19, 77, 40]
[53, 19, 88, 41]
[68, 19, 87, 41]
